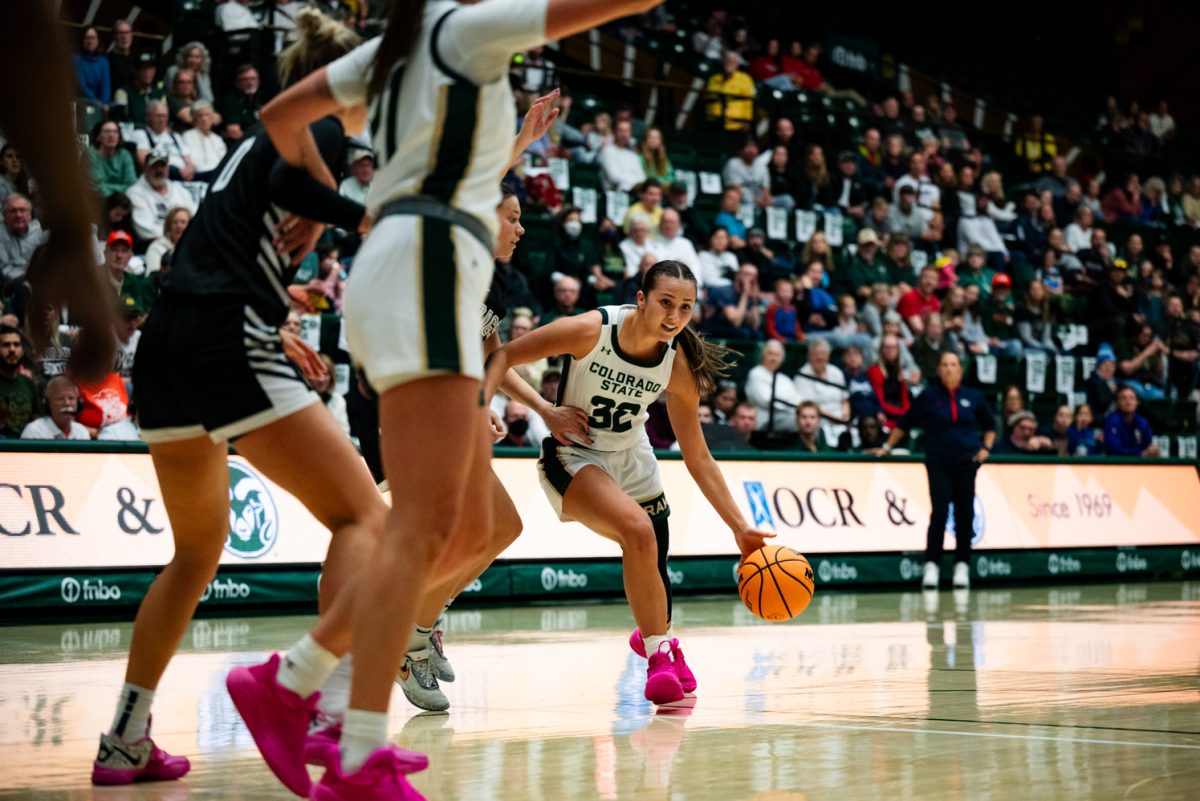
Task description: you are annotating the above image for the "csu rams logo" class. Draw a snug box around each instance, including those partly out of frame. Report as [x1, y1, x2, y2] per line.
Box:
[224, 462, 278, 558]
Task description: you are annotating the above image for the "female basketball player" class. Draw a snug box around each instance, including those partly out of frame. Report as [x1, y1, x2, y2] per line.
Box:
[228, 2, 669, 798]
[90, 11, 378, 788]
[483, 260, 775, 704]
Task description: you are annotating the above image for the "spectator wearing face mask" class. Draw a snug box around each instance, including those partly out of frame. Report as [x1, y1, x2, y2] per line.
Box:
[552, 206, 607, 294]
[496, 400, 536, 447]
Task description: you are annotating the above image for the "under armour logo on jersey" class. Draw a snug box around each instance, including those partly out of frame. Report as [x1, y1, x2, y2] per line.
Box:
[600, 346, 613, 356]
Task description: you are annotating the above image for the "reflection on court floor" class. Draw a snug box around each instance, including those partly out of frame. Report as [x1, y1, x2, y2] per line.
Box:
[2, 582, 1199, 800]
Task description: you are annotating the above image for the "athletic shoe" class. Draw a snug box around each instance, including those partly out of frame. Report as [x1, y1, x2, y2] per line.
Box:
[953, 561, 971, 589]
[396, 649, 449, 712]
[428, 616, 454, 683]
[226, 653, 319, 797]
[91, 727, 190, 785]
[305, 723, 342, 768]
[922, 561, 940, 589]
[629, 629, 696, 694]
[311, 745, 428, 801]
[669, 640, 698, 694]
[644, 643, 685, 705]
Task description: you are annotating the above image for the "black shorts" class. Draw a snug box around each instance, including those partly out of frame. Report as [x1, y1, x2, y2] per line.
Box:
[134, 296, 317, 444]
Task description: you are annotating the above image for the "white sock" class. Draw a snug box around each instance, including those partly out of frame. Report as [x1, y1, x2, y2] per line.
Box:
[340, 708, 389, 774]
[277, 634, 340, 698]
[407, 624, 433, 653]
[316, 655, 353, 725]
[643, 633, 671, 657]
[109, 682, 155, 742]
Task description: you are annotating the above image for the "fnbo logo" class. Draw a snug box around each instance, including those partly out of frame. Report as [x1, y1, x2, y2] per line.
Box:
[224, 462, 278, 558]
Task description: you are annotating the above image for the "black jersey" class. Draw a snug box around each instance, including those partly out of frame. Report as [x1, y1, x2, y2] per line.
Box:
[167, 118, 363, 326]
[480, 263, 509, 341]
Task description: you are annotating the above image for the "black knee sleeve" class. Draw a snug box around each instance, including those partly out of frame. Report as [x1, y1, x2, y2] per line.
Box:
[653, 516, 672, 622]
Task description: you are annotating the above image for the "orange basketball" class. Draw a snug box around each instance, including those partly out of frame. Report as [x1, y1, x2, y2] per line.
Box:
[737, 545, 815, 622]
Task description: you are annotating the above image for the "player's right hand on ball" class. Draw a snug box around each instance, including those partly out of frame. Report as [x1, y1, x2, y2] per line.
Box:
[734, 526, 776, 561]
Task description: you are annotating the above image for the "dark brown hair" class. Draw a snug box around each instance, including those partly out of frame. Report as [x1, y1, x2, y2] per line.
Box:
[639, 260, 738, 395]
[367, 0, 429, 102]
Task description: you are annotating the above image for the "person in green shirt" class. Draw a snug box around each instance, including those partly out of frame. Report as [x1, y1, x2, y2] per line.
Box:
[0, 324, 39, 438]
[88, 120, 137, 198]
[981, 272, 1018, 343]
[113, 52, 166, 125]
[840, 228, 891, 299]
[957, 244, 996, 299]
[220, 64, 262, 140]
[791, 400, 835, 453]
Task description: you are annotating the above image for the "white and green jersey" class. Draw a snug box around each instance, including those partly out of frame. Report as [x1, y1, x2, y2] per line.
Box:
[560, 305, 678, 452]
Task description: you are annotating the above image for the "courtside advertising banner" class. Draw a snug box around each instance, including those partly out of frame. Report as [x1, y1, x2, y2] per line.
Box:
[1, 453, 1198, 570]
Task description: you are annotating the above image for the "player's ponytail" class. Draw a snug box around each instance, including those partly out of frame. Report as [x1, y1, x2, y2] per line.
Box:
[367, 0, 429, 103]
[278, 8, 361, 89]
[640, 260, 739, 396]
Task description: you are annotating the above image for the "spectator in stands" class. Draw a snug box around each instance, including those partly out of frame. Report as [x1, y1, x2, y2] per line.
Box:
[334, 148, 373, 208]
[74, 26, 111, 106]
[1083, 177, 1105, 222]
[868, 333, 911, 430]
[144, 207, 191, 276]
[911, 313, 960, 382]
[842, 344, 882, 420]
[1086, 260, 1137, 347]
[793, 42, 866, 106]
[552, 206, 607, 293]
[856, 128, 885, 197]
[1162, 295, 1200, 399]
[697, 226, 739, 291]
[897, 266, 940, 337]
[217, 0, 261, 31]
[886, 185, 928, 240]
[713, 185, 748, 248]
[845, 229, 888, 301]
[802, 230, 834, 276]
[819, 292, 873, 353]
[107, 19, 135, 91]
[598, 118, 645, 192]
[703, 262, 762, 339]
[790, 400, 833, 453]
[1015, 193, 1051, 261]
[727, 401, 760, 449]
[1015, 280, 1060, 354]
[1014, 114, 1057, 177]
[692, 12, 726, 61]
[102, 230, 143, 299]
[650, 208, 700, 277]
[1117, 323, 1169, 400]
[825, 151, 868, 223]
[1125, 112, 1156, 156]
[0, 194, 46, 292]
[1067, 403, 1101, 455]
[790, 144, 829, 211]
[879, 133, 907, 196]
[980, 171, 1017, 227]
[797, 260, 836, 333]
[1103, 386, 1161, 457]
[764, 277, 801, 342]
[893, 151, 939, 211]
[745, 339, 800, 439]
[638, 128, 674, 185]
[1086, 344, 1120, 417]
[749, 38, 788, 87]
[876, 312, 921, 380]
[180, 101, 226, 182]
[862, 196, 891, 240]
[618, 217, 657, 278]
[1035, 156, 1071, 197]
[539, 275, 584, 327]
[220, 64, 262, 141]
[994, 411, 1055, 455]
[495, 400, 535, 448]
[1138, 178, 1168, 227]
[100, 191, 135, 245]
[166, 68, 203, 131]
[1064, 205, 1094, 254]
[723, 140, 769, 207]
[1148, 100, 1175, 143]
[166, 42, 215, 102]
[1054, 180, 1083, 229]
[1040, 404, 1074, 456]
[736, 228, 777, 290]
[796, 339, 850, 444]
[623, 180, 664, 233]
[860, 282, 893, 338]
[21, 377, 89, 440]
[1100, 173, 1143, 225]
[126, 149, 198, 244]
[88, 121, 137, 198]
[0, 325, 38, 439]
[882, 233, 916, 290]
[1182, 176, 1200, 228]
[113, 52, 164, 126]
[758, 146, 797, 211]
[876, 97, 908, 141]
[0, 146, 32, 208]
[957, 244, 995, 299]
[114, 294, 141, 380]
[706, 50, 755, 132]
[133, 100, 196, 179]
[958, 193, 1008, 272]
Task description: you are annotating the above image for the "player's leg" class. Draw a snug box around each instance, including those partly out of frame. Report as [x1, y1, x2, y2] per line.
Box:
[559, 466, 683, 704]
[93, 435, 228, 785]
[923, 462, 953, 588]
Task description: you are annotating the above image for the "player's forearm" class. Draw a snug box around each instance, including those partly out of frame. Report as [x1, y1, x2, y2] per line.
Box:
[499, 367, 550, 415]
[483, 349, 512, 401]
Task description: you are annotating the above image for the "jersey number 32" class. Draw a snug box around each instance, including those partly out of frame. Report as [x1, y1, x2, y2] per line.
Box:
[588, 396, 641, 433]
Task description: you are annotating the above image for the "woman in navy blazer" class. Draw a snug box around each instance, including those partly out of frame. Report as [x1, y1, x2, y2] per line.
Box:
[875, 352, 996, 589]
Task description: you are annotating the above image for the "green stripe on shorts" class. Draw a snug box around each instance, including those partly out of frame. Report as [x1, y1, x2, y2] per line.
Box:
[540, 437, 574, 497]
[421, 216, 460, 373]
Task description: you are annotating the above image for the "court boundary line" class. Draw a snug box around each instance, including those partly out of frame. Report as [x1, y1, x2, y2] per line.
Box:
[781, 720, 1200, 750]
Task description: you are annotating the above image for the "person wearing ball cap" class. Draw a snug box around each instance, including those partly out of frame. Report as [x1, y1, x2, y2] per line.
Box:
[874, 349, 995, 590]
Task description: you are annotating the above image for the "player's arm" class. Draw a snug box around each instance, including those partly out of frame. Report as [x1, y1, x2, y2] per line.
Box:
[259, 66, 342, 190]
[504, 89, 561, 177]
[0, 3, 114, 375]
[665, 357, 774, 559]
[487, 329, 591, 445]
[483, 312, 601, 401]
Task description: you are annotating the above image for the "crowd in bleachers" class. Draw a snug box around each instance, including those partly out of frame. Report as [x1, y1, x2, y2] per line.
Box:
[0, 1, 1196, 459]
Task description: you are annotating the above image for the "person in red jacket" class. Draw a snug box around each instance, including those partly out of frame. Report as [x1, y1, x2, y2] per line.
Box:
[867, 332, 912, 429]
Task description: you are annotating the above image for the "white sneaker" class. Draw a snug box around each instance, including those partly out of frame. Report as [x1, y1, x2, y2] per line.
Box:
[396, 648, 449, 712]
[953, 562, 971, 589]
[922, 561, 940, 589]
[429, 615, 455, 683]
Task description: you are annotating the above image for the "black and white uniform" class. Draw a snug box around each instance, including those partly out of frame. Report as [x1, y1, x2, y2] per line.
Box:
[323, 0, 548, 392]
[134, 119, 364, 443]
[539, 306, 677, 522]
